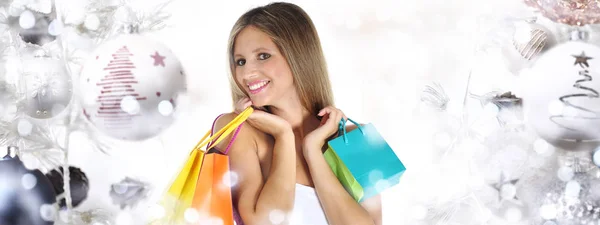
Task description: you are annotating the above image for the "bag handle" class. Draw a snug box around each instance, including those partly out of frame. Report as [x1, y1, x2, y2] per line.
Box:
[207, 114, 226, 149]
[338, 118, 364, 144]
[192, 107, 253, 151]
[204, 107, 252, 150]
[223, 122, 243, 154]
[208, 114, 244, 155]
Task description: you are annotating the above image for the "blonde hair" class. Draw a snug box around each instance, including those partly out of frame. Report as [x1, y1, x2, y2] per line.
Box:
[226, 2, 334, 115]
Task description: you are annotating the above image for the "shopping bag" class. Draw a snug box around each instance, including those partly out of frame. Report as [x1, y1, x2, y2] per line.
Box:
[154, 107, 253, 225]
[324, 118, 406, 202]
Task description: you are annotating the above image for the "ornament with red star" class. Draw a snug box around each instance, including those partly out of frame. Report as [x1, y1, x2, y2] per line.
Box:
[151, 51, 166, 67]
[79, 34, 186, 141]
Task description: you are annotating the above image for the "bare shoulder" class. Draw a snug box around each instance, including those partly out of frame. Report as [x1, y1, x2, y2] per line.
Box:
[211, 112, 259, 153]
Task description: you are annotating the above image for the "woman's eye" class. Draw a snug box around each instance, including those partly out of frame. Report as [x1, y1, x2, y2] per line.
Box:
[236, 59, 246, 66]
[258, 53, 271, 60]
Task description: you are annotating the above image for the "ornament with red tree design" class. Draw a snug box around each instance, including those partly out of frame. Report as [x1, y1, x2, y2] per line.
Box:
[79, 34, 186, 141]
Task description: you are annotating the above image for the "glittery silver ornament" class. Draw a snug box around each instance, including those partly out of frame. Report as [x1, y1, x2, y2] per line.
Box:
[56, 209, 114, 225]
[517, 158, 600, 225]
[558, 150, 596, 173]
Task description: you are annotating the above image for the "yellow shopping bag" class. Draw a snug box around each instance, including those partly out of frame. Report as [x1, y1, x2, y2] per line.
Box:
[152, 107, 253, 225]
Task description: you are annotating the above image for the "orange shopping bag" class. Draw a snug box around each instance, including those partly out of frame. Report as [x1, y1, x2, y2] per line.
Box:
[151, 107, 252, 225]
[191, 150, 233, 224]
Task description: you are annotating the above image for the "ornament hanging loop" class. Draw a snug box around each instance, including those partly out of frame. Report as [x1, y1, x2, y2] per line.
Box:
[569, 27, 590, 42]
[5, 146, 19, 158]
[122, 23, 140, 34]
[524, 16, 537, 23]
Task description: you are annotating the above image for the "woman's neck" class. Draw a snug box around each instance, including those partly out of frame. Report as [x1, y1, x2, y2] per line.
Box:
[268, 92, 320, 137]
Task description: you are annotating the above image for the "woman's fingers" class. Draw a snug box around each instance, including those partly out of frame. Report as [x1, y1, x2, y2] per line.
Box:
[235, 98, 252, 114]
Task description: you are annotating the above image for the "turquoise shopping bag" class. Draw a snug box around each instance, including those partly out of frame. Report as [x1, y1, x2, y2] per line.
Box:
[324, 118, 406, 202]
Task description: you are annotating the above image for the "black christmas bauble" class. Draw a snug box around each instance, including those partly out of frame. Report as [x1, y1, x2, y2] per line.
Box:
[0, 146, 57, 225]
[45, 166, 90, 209]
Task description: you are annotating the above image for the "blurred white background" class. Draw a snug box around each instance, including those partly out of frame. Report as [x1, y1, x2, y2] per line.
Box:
[57, 0, 539, 224]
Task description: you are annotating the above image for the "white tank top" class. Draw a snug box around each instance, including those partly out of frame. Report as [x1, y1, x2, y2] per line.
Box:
[289, 183, 329, 225]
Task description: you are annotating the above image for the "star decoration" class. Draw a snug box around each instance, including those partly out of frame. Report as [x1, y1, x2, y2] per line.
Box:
[490, 172, 520, 202]
[150, 51, 166, 67]
[573, 51, 593, 68]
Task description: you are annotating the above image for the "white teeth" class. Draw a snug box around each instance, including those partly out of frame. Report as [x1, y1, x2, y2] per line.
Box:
[249, 81, 268, 91]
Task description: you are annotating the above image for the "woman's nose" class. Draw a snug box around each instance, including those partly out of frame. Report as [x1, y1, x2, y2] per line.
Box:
[242, 61, 260, 78]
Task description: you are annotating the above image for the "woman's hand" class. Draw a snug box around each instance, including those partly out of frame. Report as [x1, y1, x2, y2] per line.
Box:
[235, 97, 292, 138]
[303, 106, 347, 155]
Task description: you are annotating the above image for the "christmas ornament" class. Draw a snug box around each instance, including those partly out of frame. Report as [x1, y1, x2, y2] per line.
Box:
[0, 146, 57, 225]
[109, 177, 151, 209]
[19, 54, 72, 120]
[45, 166, 90, 209]
[6, 7, 58, 46]
[523, 0, 600, 26]
[518, 164, 600, 225]
[79, 33, 186, 141]
[521, 41, 600, 151]
[66, 209, 114, 225]
[512, 20, 556, 61]
[559, 150, 596, 173]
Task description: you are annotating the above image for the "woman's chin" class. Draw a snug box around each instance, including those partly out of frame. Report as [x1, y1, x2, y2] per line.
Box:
[250, 100, 268, 108]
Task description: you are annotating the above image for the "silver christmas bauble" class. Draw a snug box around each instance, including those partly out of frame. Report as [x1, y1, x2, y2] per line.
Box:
[19, 55, 72, 119]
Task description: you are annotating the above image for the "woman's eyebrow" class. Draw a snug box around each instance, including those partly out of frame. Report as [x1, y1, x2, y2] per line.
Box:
[234, 47, 271, 58]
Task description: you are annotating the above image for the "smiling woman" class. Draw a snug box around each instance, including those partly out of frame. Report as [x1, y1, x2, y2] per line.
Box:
[209, 2, 383, 225]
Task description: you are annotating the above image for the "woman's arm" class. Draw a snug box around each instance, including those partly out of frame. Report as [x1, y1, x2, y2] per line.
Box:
[213, 113, 297, 225]
[304, 125, 383, 225]
[303, 106, 383, 225]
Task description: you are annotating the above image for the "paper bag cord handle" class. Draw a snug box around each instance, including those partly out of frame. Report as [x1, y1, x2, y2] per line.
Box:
[224, 122, 243, 154]
[208, 114, 244, 155]
[205, 107, 252, 150]
[192, 107, 253, 151]
[339, 118, 364, 144]
[207, 113, 226, 148]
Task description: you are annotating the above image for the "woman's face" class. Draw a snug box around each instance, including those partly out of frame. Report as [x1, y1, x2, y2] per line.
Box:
[233, 25, 294, 107]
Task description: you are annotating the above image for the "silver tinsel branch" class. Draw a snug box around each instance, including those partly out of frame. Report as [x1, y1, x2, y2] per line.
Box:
[0, 0, 173, 223]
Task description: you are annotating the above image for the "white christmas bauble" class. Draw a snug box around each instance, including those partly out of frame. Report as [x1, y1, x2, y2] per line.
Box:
[79, 34, 186, 141]
[522, 41, 600, 151]
[20, 55, 72, 120]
